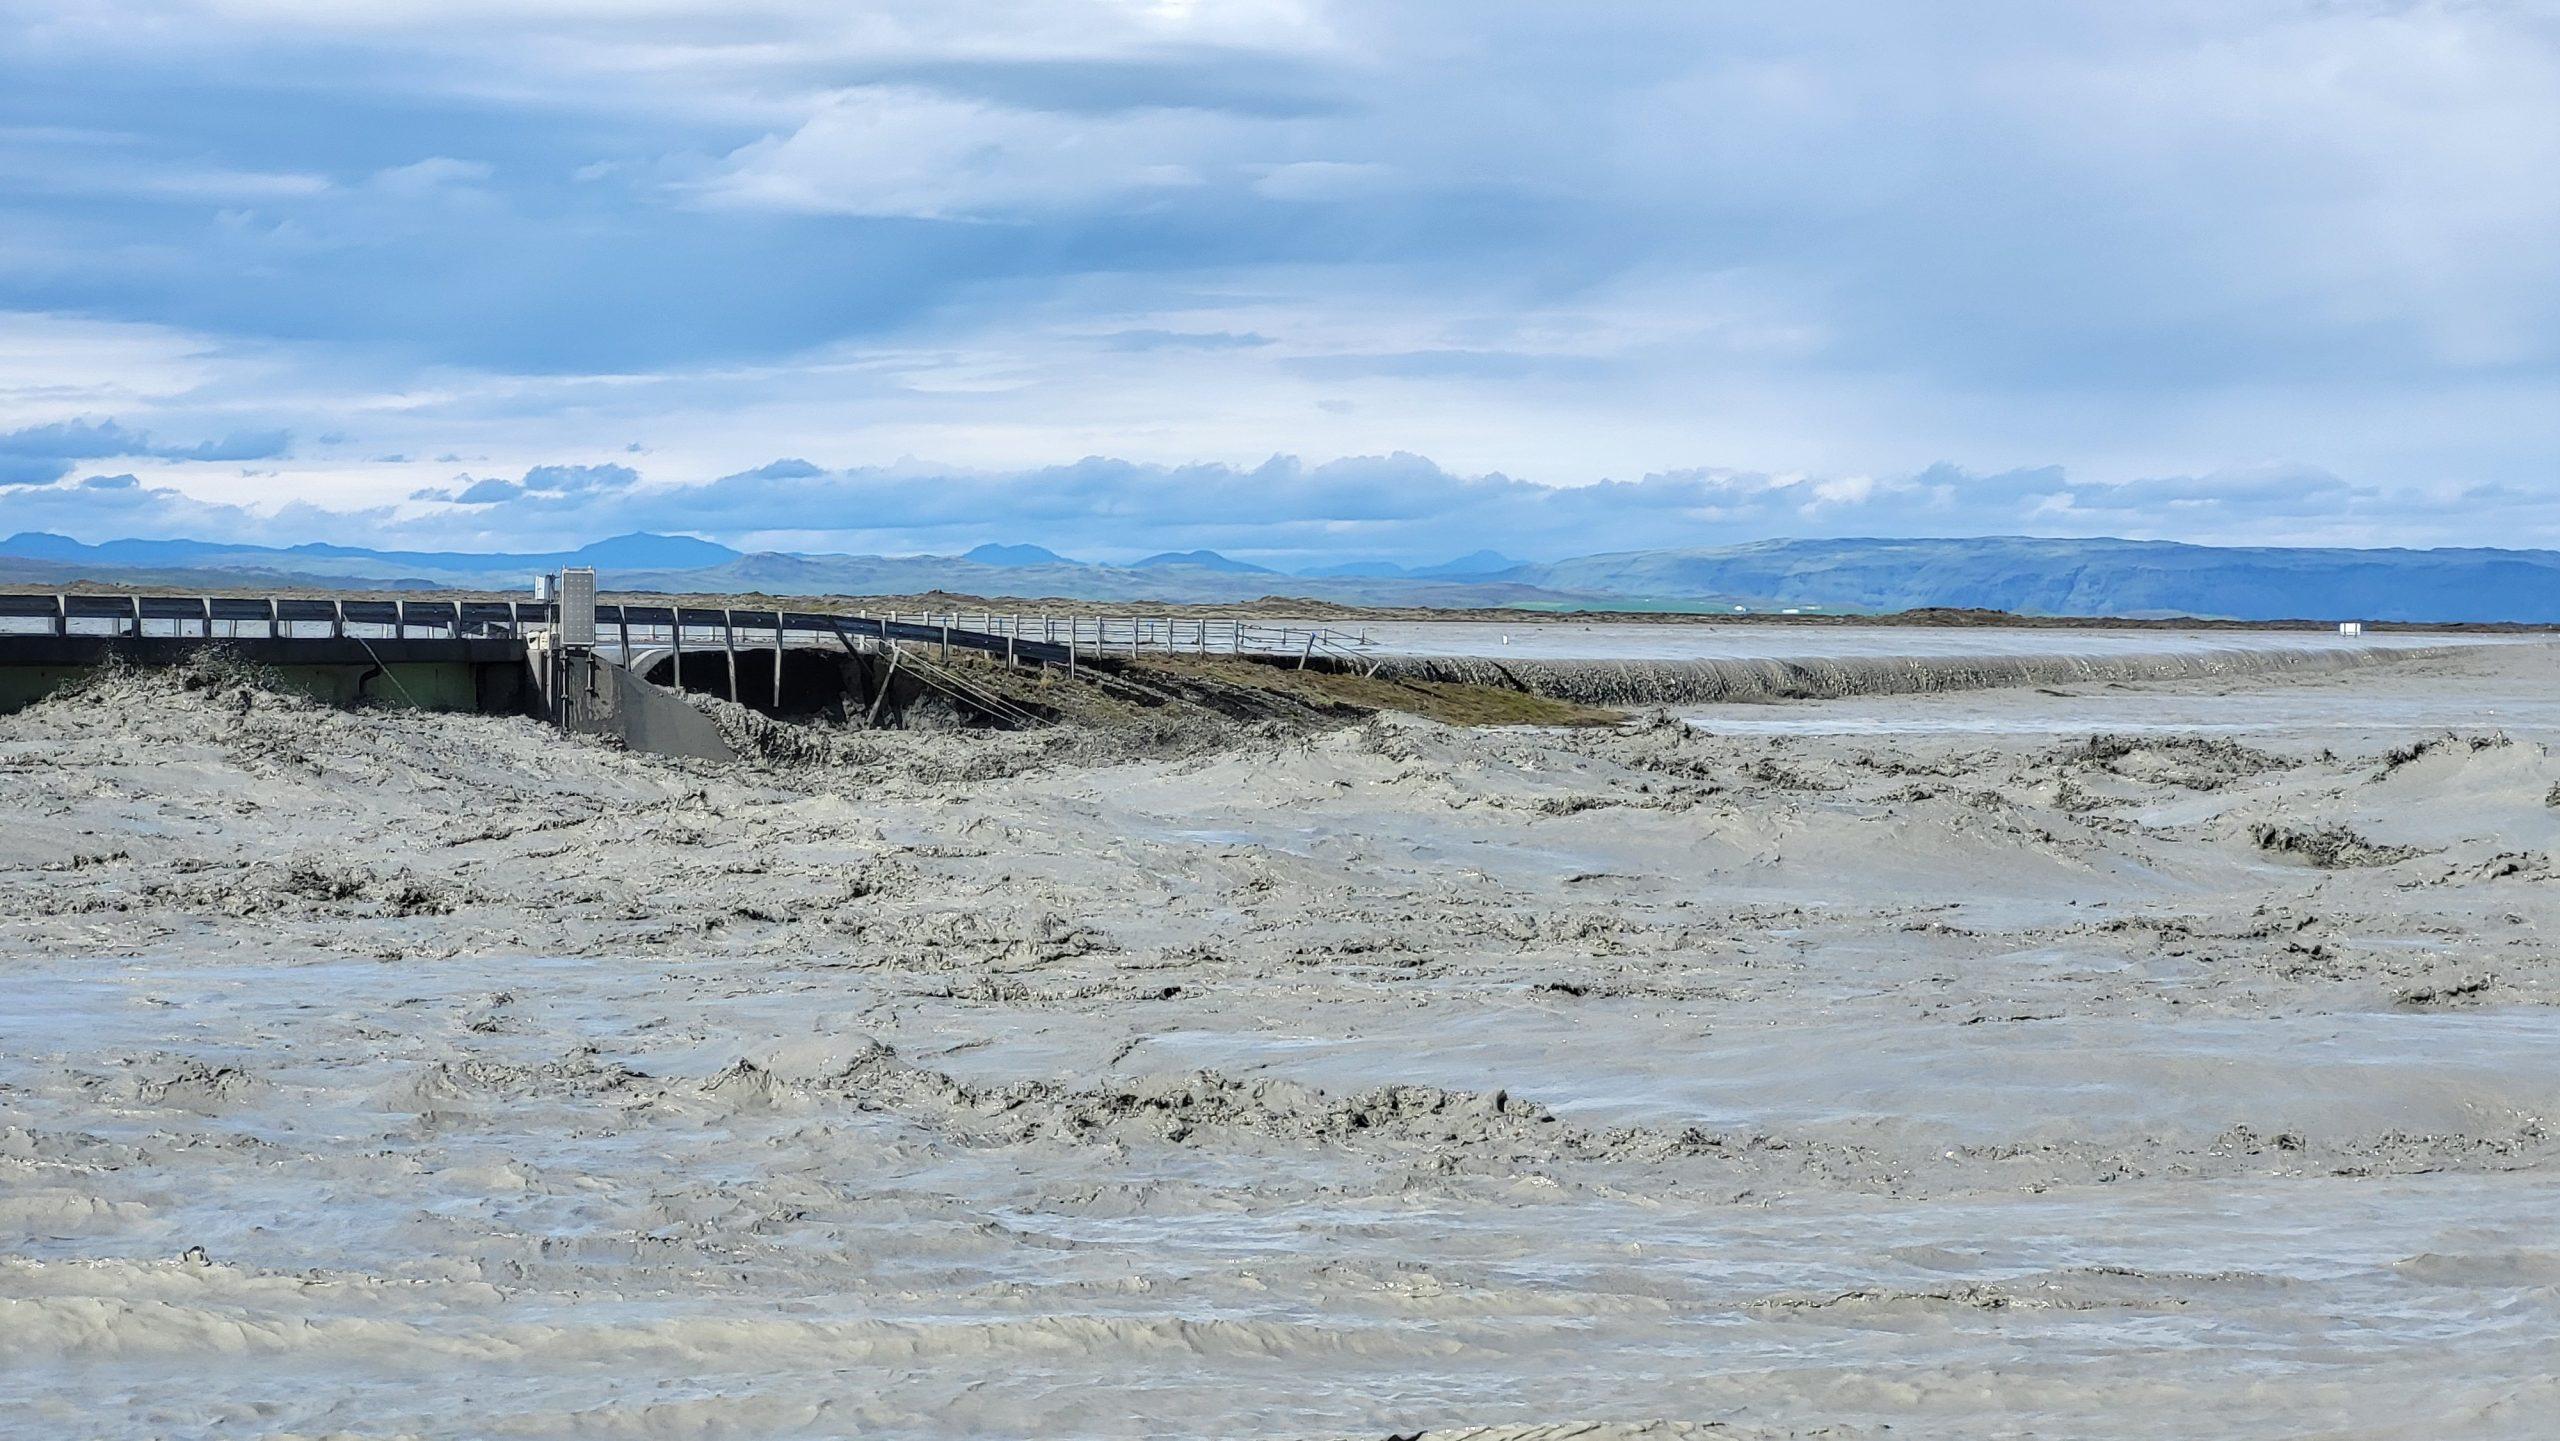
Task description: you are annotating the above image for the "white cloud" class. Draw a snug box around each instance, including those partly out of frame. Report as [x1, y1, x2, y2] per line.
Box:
[688, 86, 1220, 219]
[0, 313, 231, 418]
[0, 146, 329, 203]
[1253, 160, 1393, 201]
[368, 156, 495, 196]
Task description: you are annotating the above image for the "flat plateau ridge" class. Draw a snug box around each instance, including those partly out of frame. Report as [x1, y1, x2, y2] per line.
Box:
[4, 645, 2559, 1437]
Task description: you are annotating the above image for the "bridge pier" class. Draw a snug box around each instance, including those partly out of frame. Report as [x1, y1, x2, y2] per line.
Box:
[529, 637, 735, 761]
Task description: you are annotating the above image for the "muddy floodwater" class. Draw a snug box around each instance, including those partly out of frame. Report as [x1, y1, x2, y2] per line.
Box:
[1342, 619, 2517, 662]
[5, 642, 2559, 1438]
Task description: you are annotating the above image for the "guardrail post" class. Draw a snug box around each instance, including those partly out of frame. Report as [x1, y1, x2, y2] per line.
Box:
[198, 596, 212, 638]
[53, 594, 67, 637]
[866, 642, 901, 726]
[670, 609, 684, 690]
[129, 595, 142, 637]
[722, 609, 739, 700]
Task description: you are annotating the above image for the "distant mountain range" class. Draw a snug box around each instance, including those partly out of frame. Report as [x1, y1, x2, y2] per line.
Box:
[1131, 549, 1275, 574]
[5, 529, 2558, 622]
[1514, 537, 2560, 623]
[1303, 549, 1520, 580]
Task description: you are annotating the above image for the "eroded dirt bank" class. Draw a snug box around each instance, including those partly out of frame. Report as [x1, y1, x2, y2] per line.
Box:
[4, 647, 2559, 1438]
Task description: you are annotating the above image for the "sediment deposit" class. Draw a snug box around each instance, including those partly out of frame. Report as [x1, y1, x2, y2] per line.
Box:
[4, 644, 2558, 1438]
[1368, 636, 2467, 706]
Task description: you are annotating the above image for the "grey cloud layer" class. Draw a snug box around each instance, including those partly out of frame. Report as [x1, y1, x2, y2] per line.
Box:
[3, 3, 2550, 391]
[0, 421, 290, 487]
[581, 456, 2439, 560]
[0, 446, 2509, 561]
[411, 463, 640, 505]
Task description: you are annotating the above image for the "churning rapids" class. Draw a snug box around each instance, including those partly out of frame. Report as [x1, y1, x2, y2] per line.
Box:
[4, 639, 2558, 1439]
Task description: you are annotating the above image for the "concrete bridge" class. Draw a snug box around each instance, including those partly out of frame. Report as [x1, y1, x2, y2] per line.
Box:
[0, 591, 1376, 754]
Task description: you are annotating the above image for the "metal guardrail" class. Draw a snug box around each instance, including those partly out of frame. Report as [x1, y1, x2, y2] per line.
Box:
[0, 592, 541, 639]
[0, 594, 1379, 669]
[819, 610, 1376, 668]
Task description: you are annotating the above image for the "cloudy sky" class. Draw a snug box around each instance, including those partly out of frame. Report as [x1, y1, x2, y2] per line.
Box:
[2, 1, 2555, 564]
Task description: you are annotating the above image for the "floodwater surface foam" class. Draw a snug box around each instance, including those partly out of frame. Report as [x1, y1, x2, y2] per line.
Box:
[4, 642, 2558, 1438]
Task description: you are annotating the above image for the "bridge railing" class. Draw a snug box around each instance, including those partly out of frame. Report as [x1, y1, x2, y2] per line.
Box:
[0, 594, 534, 640]
[561, 606, 1374, 666]
[0, 594, 1377, 666]
[831, 611, 1371, 662]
